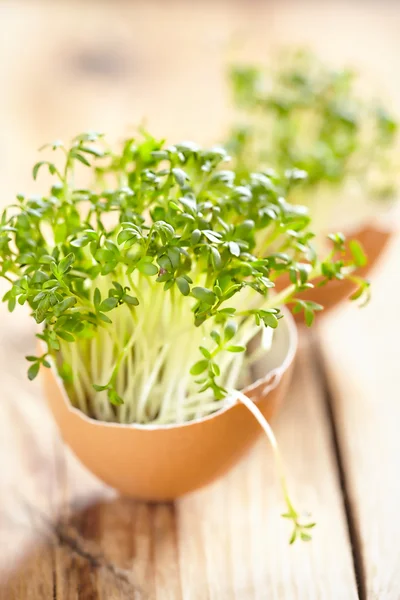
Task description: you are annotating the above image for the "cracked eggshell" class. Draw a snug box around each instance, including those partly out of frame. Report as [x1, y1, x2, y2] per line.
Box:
[41, 309, 297, 501]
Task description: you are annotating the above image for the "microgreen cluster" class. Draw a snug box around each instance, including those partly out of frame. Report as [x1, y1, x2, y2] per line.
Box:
[0, 131, 368, 420]
[0, 130, 370, 542]
[227, 49, 399, 226]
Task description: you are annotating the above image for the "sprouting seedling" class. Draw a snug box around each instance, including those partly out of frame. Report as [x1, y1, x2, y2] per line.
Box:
[0, 130, 369, 542]
[226, 48, 399, 211]
[233, 390, 315, 543]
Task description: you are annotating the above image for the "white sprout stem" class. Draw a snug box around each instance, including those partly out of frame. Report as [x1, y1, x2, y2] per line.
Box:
[56, 267, 297, 424]
[69, 343, 88, 415]
[156, 398, 229, 423]
[136, 342, 170, 422]
[231, 389, 297, 515]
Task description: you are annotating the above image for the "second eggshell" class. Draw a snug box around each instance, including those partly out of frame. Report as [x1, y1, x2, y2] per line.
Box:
[275, 222, 393, 321]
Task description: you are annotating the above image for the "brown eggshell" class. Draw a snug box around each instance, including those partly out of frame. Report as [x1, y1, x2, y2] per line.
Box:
[41, 310, 297, 501]
[275, 222, 393, 322]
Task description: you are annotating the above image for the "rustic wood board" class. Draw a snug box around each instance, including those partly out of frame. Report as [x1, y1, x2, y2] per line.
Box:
[0, 336, 358, 599]
[319, 235, 400, 600]
[0, 1, 399, 598]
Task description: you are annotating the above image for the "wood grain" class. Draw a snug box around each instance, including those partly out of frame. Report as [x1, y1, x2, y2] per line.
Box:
[0, 0, 399, 597]
[319, 235, 400, 600]
[0, 339, 358, 599]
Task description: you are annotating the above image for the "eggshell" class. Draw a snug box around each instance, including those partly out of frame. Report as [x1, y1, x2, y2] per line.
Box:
[275, 222, 393, 322]
[42, 309, 297, 501]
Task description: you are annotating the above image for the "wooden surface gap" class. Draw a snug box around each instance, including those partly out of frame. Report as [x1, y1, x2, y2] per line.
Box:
[311, 330, 366, 600]
[51, 551, 57, 600]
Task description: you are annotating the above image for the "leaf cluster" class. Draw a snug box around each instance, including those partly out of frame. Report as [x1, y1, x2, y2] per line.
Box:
[227, 48, 399, 203]
[0, 129, 371, 545]
[0, 131, 367, 399]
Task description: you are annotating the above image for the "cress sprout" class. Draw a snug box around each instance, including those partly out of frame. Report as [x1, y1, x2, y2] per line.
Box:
[227, 49, 399, 234]
[0, 131, 368, 542]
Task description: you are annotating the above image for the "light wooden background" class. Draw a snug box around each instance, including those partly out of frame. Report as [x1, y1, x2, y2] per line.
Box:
[0, 1, 399, 598]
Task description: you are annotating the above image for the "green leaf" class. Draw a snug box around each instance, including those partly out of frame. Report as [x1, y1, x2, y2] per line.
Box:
[209, 362, 220, 376]
[328, 232, 345, 250]
[226, 345, 246, 353]
[58, 253, 75, 274]
[349, 240, 367, 267]
[79, 145, 105, 157]
[192, 287, 216, 305]
[112, 281, 123, 293]
[210, 246, 221, 268]
[151, 150, 169, 160]
[228, 241, 241, 257]
[98, 312, 112, 324]
[199, 346, 211, 359]
[190, 360, 209, 375]
[137, 261, 158, 276]
[191, 229, 201, 245]
[31, 270, 49, 284]
[218, 307, 236, 315]
[56, 330, 75, 342]
[117, 229, 137, 245]
[350, 285, 365, 301]
[43, 278, 59, 290]
[93, 383, 108, 392]
[305, 308, 314, 327]
[39, 254, 56, 265]
[95, 248, 115, 263]
[70, 236, 89, 248]
[224, 321, 237, 342]
[176, 276, 190, 296]
[108, 389, 124, 406]
[54, 297, 77, 316]
[28, 362, 40, 381]
[93, 288, 101, 308]
[167, 247, 180, 269]
[35, 296, 50, 323]
[99, 297, 118, 312]
[172, 167, 189, 188]
[297, 263, 310, 285]
[262, 313, 279, 328]
[70, 150, 91, 166]
[281, 511, 295, 520]
[304, 301, 323, 311]
[123, 294, 139, 306]
[32, 161, 46, 180]
[210, 330, 221, 345]
[203, 230, 222, 244]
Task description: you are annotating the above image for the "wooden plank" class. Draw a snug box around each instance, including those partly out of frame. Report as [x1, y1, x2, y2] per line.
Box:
[319, 235, 400, 600]
[176, 336, 358, 600]
[0, 335, 358, 598]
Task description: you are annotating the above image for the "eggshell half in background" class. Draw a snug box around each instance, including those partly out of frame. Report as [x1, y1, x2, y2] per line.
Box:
[275, 222, 393, 322]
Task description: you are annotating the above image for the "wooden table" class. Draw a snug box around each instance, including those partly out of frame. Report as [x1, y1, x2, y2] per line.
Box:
[0, 2, 399, 598]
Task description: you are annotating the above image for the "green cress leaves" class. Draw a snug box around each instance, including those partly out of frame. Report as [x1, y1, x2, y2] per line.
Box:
[227, 49, 399, 203]
[0, 130, 367, 400]
[0, 130, 370, 545]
